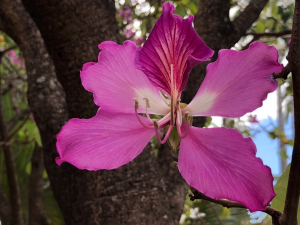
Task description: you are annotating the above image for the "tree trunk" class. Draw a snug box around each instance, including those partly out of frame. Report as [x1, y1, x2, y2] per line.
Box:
[20, 0, 185, 224]
[0, 0, 270, 224]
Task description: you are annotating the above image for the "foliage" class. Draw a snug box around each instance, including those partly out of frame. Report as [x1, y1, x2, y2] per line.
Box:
[0, 32, 64, 224]
[272, 164, 300, 224]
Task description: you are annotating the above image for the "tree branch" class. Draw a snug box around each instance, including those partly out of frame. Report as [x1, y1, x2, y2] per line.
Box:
[0, 181, 10, 225]
[0, 85, 23, 225]
[6, 113, 29, 142]
[279, 0, 300, 224]
[273, 63, 293, 80]
[233, 0, 269, 37]
[0, 45, 17, 61]
[7, 109, 30, 132]
[189, 189, 282, 224]
[29, 144, 51, 225]
[247, 30, 292, 38]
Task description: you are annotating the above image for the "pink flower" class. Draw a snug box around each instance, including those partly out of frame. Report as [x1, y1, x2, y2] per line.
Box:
[249, 115, 259, 123]
[56, 3, 282, 212]
[119, 5, 133, 24]
[8, 50, 24, 69]
[134, 38, 144, 46]
[124, 28, 135, 38]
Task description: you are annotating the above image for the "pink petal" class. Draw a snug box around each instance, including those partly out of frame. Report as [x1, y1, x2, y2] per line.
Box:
[56, 110, 155, 170]
[178, 126, 275, 212]
[135, 3, 214, 96]
[185, 42, 283, 117]
[81, 40, 169, 115]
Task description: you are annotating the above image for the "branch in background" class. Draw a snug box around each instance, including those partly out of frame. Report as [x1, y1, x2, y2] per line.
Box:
[7, 109, 30, 132]
[189, 189, 282, 224]
[0, 85, 23, 225]
[0, 181, 11, 225]
[29, 144, 51, 225]
[241, 30, 292, 51]
[0, 45, 16, 61]
[6, 113, 29, 141]
[279, 0, 300, 224]
[247, 30, 292, 39]
[273, 63, 293, 80]
[233, 0, 269, 37]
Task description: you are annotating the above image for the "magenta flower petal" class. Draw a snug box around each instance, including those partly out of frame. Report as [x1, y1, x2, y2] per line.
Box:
[135, 3, 214, 96]
[178, 126, 275, 212]
[56, 110, 155, 170]
[185, 42, 283, 117]
[81, 40, 169, 115]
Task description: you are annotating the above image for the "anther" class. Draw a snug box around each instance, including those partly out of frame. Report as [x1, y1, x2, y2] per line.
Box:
[152, 119, 159, 129]
[143, 98, 150, 108]
[133, 98, 139, 109]
[184, 111, 190, 123]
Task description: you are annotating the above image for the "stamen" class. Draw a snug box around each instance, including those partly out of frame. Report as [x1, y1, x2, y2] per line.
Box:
[133, 98, 154, 129]
[183, 111, 190, 123]
[155, 124, 174, 144]
[133, 98, 139, 109]
[176, 99, 182, 126]
[176, 109, 182, 127]
[143, 98, 150, 108]
[170, 64, 175, 126]
[157, 112, 171, 127]
[177, 111, 191, 139]
[143, 98, 152, 122]
[177, 122, 189, 139]
[153, 119, 159, 128]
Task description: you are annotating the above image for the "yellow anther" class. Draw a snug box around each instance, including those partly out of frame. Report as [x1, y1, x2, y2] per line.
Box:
[143, 98, 150, 108]
[133, 98, 139, 109]
[152, 119, 159, 129]
[183, 111, 190, 122]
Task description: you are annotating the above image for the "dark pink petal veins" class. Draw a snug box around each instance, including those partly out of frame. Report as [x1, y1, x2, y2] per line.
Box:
[56, 110, 155, 170]
[178, 126, 275, 212]
[135, 3, 214, 96]
[185, 42, 283, 117]
[81, 40, 169, 115]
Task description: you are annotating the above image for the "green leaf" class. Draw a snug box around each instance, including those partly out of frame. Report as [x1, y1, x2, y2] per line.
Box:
[182, 0, 190, 5]
[167, 126, 180, 151]
[272, 164, 300, 224]
[279, 149, 289, 160]
[174, 4, 187, 17]
[188, 2, 198, 15]
[205, 117, 212, 127]
[253, 20, 265, 32]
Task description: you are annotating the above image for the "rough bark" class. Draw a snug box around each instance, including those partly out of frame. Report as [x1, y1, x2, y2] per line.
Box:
[0, 0, 271, 224]
[29, 144, 51, 225]
[0, 0, 68, 225]
[279, 1, 300, 224]
[6, 0, 184, 224]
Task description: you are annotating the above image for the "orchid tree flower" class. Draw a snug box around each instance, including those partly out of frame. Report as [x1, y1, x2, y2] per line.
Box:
[56, 3, 283, 212]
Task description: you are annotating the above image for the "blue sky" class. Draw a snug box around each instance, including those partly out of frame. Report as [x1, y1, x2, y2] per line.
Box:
[253, 116, 293, 177]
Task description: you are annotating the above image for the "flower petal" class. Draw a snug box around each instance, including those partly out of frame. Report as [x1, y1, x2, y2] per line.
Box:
[56, 110, 155, 170]
[178, 126, 275, 212]
[185, 42, 283, 117]
[135, 3, 214, 96]
[81, 40, 169, 115]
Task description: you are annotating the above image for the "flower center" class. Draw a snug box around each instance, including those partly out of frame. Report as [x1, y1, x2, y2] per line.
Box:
[133, 96, 191, 145]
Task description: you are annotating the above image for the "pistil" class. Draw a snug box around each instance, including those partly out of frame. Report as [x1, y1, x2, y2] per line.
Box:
[170, 64, 176, 126]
